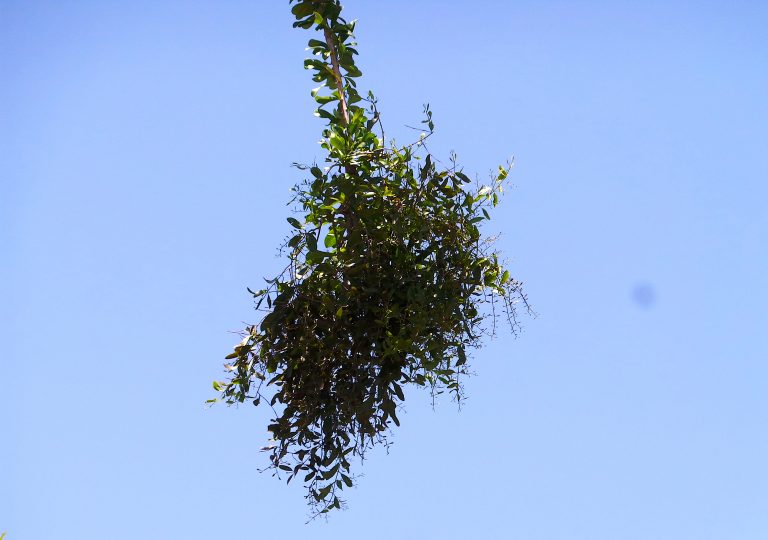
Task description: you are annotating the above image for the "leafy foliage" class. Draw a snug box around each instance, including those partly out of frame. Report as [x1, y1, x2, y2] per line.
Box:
[214, 0, 530, 516]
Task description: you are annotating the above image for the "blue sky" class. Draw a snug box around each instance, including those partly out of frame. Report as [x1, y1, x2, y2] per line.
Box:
[2, 1, 767, 538]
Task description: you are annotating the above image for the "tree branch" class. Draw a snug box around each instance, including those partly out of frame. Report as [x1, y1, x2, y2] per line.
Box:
[323, 26, 350, 126]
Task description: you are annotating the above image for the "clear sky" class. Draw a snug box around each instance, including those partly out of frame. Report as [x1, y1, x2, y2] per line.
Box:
[2, 1, 767, 538]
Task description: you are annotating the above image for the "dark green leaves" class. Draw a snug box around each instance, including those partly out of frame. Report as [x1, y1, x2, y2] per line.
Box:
[290, 2, 314, 19]
[217, 0, 529, 518]
[305, 233, 317, 251]
[287, 217, 302, 229]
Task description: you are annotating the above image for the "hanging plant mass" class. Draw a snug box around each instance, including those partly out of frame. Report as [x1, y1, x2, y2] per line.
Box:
[214, 0, 530, 515]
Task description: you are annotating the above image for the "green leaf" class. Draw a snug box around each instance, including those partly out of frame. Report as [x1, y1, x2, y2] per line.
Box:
[456, 346, 467, 366]
[290, 2, 314, 18]
[293, 17, 314, 30]
[314, 94, 338, 105]
[288, 234, 302, 248]
[324, 232, 337, 248]
[329, 133, 345, 151]
[306, 250, 330, 264]
[321, 463, 340, 480]
[307, 38, 327, 50]
[318, 483, 333, 499]
[314, 107, 336, 121]
[287, 217, 302, 229]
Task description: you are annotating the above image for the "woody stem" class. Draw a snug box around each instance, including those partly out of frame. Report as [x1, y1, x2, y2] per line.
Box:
[323, 26, 350, 126]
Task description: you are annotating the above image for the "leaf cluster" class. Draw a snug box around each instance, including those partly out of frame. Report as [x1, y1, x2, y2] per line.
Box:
[213, 0, 529, 516]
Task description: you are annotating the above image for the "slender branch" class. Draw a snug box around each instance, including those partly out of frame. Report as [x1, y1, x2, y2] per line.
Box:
[323, 26, 350, 126]
[322, 21, 358, 217]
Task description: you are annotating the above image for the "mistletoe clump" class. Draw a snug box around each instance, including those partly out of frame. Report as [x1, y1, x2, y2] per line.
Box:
[215, 0, 529, 515]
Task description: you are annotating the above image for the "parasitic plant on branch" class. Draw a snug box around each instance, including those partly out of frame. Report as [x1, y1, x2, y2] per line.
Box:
[214, 0, 530, 516]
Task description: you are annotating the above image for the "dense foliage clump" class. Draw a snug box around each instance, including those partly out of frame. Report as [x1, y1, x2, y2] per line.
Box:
[214, 0, 530, 515]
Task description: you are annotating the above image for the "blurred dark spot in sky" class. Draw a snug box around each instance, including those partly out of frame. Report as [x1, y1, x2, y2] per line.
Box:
[632, 282, 657, 308]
